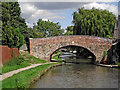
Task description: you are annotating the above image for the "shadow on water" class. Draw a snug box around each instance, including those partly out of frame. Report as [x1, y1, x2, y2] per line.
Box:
[65, 58, 92, 63]
[32, 58, 119, 88]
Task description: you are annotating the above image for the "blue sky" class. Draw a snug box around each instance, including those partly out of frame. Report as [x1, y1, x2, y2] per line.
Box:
[19, 1, 119, 29]
[51, 9, 75, 28]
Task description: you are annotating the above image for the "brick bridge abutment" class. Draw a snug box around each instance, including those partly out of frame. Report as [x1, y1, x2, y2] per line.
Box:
[29, 35, 113, 63]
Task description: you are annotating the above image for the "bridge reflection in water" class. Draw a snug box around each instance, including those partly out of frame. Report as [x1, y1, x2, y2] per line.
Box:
[32, 58, 119, 88]
[59, 53, 92, 64]
[31, 42, 119, 88]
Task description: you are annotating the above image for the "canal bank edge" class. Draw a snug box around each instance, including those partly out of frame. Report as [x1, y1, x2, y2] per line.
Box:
[2, 62, 63, 88]
[30, 63, 63, 88]
[97, 64, 120, 68]
[51, 58, 120, 68]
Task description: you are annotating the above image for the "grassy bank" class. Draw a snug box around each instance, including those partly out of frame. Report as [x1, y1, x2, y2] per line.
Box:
[2, 51, 47, 73]
[2, 63, 61, 88]
[52, 54, 62, 61]
[51, 52, 62, 61]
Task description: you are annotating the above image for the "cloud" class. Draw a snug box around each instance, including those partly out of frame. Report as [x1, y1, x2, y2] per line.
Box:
[19, 2, 118, 28]
[18, 0, 119, 2]
[20, 3, 37, 17]
[118, 2, 120, 15]
[42, 18, 49, 21]
[19, 2, 66, 27]
[82, 2, 118, 16]
[20, 2, 87, 10]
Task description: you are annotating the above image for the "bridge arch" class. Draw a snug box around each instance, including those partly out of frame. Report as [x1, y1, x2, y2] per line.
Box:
[50, 45, 96, 63]
[29, 35, 112, 63]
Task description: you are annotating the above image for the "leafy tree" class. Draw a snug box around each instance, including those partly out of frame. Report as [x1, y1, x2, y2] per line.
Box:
[36, 19, 64, 37]
[2, 24, 24, 48]
[27, 27, 44, 38]
[0, 2, 2, 45]
[2, 2, 27, 48]
[64, 26, 74, 35]
[66, 26, 74, 32]
[64, 31, 73, 35]
[73, 8, 116, 38]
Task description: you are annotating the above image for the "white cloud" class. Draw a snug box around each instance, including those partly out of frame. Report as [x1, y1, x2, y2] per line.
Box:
[82, 2, 118, 16]
[20, 3, 37, 17]
[18, 0, 119, 2]
[42, 18, 49, 21]
[29, 9, 65, 20]
[19, 2, 118, 27]
[19, 2, 65, 27]
[26, 22, 33, 27]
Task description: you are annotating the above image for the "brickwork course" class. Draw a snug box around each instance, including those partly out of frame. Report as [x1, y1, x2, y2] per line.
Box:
[0, 46, 19, 66]
[29, 35, 113, 63]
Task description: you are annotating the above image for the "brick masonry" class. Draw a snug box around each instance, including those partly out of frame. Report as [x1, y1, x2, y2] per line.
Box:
[29, 35, 113, 63]
[0, 46, 19, 66]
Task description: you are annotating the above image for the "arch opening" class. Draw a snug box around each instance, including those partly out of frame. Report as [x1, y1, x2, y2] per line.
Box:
[116, 41, 120, 62]
[50, 45, 96, 64]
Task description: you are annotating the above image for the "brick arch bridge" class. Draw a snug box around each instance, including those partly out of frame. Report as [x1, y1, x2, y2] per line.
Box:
[29, 35, 113, 63]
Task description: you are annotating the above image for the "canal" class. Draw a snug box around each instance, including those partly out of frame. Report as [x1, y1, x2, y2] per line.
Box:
[32, 58, 119, 88]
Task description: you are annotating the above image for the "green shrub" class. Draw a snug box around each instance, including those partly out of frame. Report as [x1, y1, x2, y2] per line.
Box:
[117, 62, 120, 66]
[104, 50, 107, 56]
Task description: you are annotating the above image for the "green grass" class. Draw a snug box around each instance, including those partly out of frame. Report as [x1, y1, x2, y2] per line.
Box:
[51, 52, 62, 61]
[2, 51, 47, 73]
[52, 55, 62, 61]
[2, 63, 60, 88]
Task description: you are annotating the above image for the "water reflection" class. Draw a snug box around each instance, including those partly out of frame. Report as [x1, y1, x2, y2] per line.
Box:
[32, 59, 119, 88]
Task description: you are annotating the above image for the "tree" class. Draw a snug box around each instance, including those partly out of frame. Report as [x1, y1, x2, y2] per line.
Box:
[2, 2, 27, 48]
[73, 8, 116, 38]
[64, 31, 73, 35]
[27, 27, 44, 38]
[64, 26, 74, 35]
[66, 26, 74, 32]
[36, 19, 64, 37]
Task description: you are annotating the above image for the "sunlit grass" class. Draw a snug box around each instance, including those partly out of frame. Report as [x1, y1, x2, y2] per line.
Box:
[2, 51, 47, 73]
[51, 52, 62, 61]
[2, 63, 59, 88]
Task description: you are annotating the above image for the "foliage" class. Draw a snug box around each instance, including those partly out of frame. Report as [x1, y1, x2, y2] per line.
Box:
[2, 55, 30, 73]
[52, 52, 62, 61]
[27, 27, 44, 38]
[2, 63, 59, 88]
[117, 62, 120, 66]
[34, 19, 64, 37]
[64, 31, 73, 35]
[64, 26, 74, 35]
[73, 8, 116, 38]
[2, 51, 47, 73]
[104, 50, 108, 56]
[2, 27, 25, 48]
[66, 25, 74, 32]
[103, 50, 108, 62]
[52, 55, 62, 61]
[2, 2, 27, 48]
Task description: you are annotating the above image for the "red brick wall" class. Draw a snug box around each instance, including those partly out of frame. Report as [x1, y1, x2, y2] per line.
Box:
[0, 46, 19, 65]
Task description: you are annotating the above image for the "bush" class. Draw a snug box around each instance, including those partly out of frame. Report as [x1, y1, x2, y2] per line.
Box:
[117, 62, 120, 66]
[104, 50, 107, 56]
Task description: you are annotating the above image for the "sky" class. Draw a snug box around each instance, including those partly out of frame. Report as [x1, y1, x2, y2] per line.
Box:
[18, 0, 120, 29]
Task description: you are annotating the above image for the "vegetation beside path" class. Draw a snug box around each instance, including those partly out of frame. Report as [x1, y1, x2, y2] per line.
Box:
[2, 62, 61, 88]
[51, 51, 62, 61]
[2, 51, 47, 73]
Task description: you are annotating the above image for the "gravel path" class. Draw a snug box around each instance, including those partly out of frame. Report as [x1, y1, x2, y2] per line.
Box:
[0, 62, 55, 81]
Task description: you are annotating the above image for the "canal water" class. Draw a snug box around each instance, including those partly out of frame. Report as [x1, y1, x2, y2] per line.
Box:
[32, 59, 119, 88]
